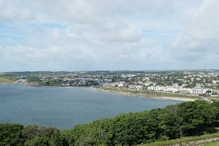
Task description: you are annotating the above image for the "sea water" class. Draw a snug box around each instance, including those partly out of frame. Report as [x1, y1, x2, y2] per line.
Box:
[0, 84, 181, 129]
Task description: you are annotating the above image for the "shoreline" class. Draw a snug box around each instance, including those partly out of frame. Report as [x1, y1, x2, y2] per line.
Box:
[0, 83, 196, 101]
[93, 87, 197, 102]
[0, 83, 95, 89]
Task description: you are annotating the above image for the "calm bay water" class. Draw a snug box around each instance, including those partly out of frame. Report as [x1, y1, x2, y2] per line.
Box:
[0, 84, 181, 129]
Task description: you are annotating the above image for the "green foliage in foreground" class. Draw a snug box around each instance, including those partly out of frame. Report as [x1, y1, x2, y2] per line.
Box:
[2, 100, 219, 146]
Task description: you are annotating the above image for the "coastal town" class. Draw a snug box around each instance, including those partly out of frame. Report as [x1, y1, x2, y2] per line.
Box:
[1, 70, 218, 102]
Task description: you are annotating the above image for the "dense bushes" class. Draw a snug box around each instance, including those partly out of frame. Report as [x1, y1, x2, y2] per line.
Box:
[1, 100, 219, 146]
[0, 123, 24, 146]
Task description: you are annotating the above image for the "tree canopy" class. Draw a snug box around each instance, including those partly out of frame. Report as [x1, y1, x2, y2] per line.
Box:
[1, 100, 219, 146]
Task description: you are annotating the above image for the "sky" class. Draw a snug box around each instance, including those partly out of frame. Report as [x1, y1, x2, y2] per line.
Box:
[0, 0, 219, 71]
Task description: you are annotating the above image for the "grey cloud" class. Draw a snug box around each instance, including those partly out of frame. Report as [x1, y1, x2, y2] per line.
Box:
[169, 0, 219, 64]
[0, 0, 218, 71]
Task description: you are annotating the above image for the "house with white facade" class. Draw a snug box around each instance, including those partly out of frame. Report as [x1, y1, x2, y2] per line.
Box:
[128, 84, 136, 89]
[147, 85, 156, 90]
[118, 82, 124, 87]
[137, 81, 144, 85]
[179, 88, 191, 94]
[145, 82, 153, 86]
[164, 87, 179, 93]
[156, 86, 164, 91]
[191, 88, 213, 95]
[213, 80, 219, 84]
[136, 85, 143, 91]
[147, 85, 164, 91]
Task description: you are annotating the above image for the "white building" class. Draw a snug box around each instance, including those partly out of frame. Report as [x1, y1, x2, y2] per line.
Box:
[128, 84, 136, 89]
[136, 85, 143, 91]
[164, 87, 179, 93]
[147, 85, 164, 91]
[191, 88, 213, 95]
[212, 80, 219, 84]
[145, 82, 152, 86]
[156, 86, 164, 91]
[179, 88, 191, 94]
[137, 81, 144, 85]
[118, 82, 126, 87]
[148, 85, 156, 90]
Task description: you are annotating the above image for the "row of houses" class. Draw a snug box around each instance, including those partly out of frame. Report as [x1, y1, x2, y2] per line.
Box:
[147, 85, 213, 95]
[103, 82, 144, 91]
[104, 81, 215, 95]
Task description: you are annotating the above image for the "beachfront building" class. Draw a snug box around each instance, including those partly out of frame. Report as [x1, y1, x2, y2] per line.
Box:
[136, 85, 143, 91]
[164, 87, 179, 93]
[147, 85, 156, 90]
[191, 88, 213, 95]
[147, 85, 165, 91]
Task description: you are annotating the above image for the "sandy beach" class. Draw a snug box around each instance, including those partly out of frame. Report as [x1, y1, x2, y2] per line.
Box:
[93, 87, 197, 102]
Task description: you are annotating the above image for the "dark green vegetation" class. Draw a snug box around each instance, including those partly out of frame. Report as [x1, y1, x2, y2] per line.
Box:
[0, 124, 64, 146]
[27, 76, 62, 86]
[2, 100, 219, 146]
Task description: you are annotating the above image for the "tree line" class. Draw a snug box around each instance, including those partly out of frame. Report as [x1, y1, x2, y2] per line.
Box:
[1, 100, 219, 146]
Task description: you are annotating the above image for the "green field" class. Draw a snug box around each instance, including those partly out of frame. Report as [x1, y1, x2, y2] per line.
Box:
[0, 75, 19, 83]
[201, 141, 219, 146]
[139, 133, 219, 146]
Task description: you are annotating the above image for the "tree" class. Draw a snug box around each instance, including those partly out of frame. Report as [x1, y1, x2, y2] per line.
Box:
[22, 125, 38, 140]
[0, 123, 24, 146]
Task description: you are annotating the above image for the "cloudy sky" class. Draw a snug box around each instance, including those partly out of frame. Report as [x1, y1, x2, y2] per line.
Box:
[0, 0, 218, 71]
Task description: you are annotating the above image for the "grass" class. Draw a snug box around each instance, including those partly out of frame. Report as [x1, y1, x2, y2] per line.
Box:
[138, 133, 219, 146]
[0, 75, 19, 83]
[98, 87, 198, 99]
[28, 82, 40, 86]
[200, 141, 219, 146]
